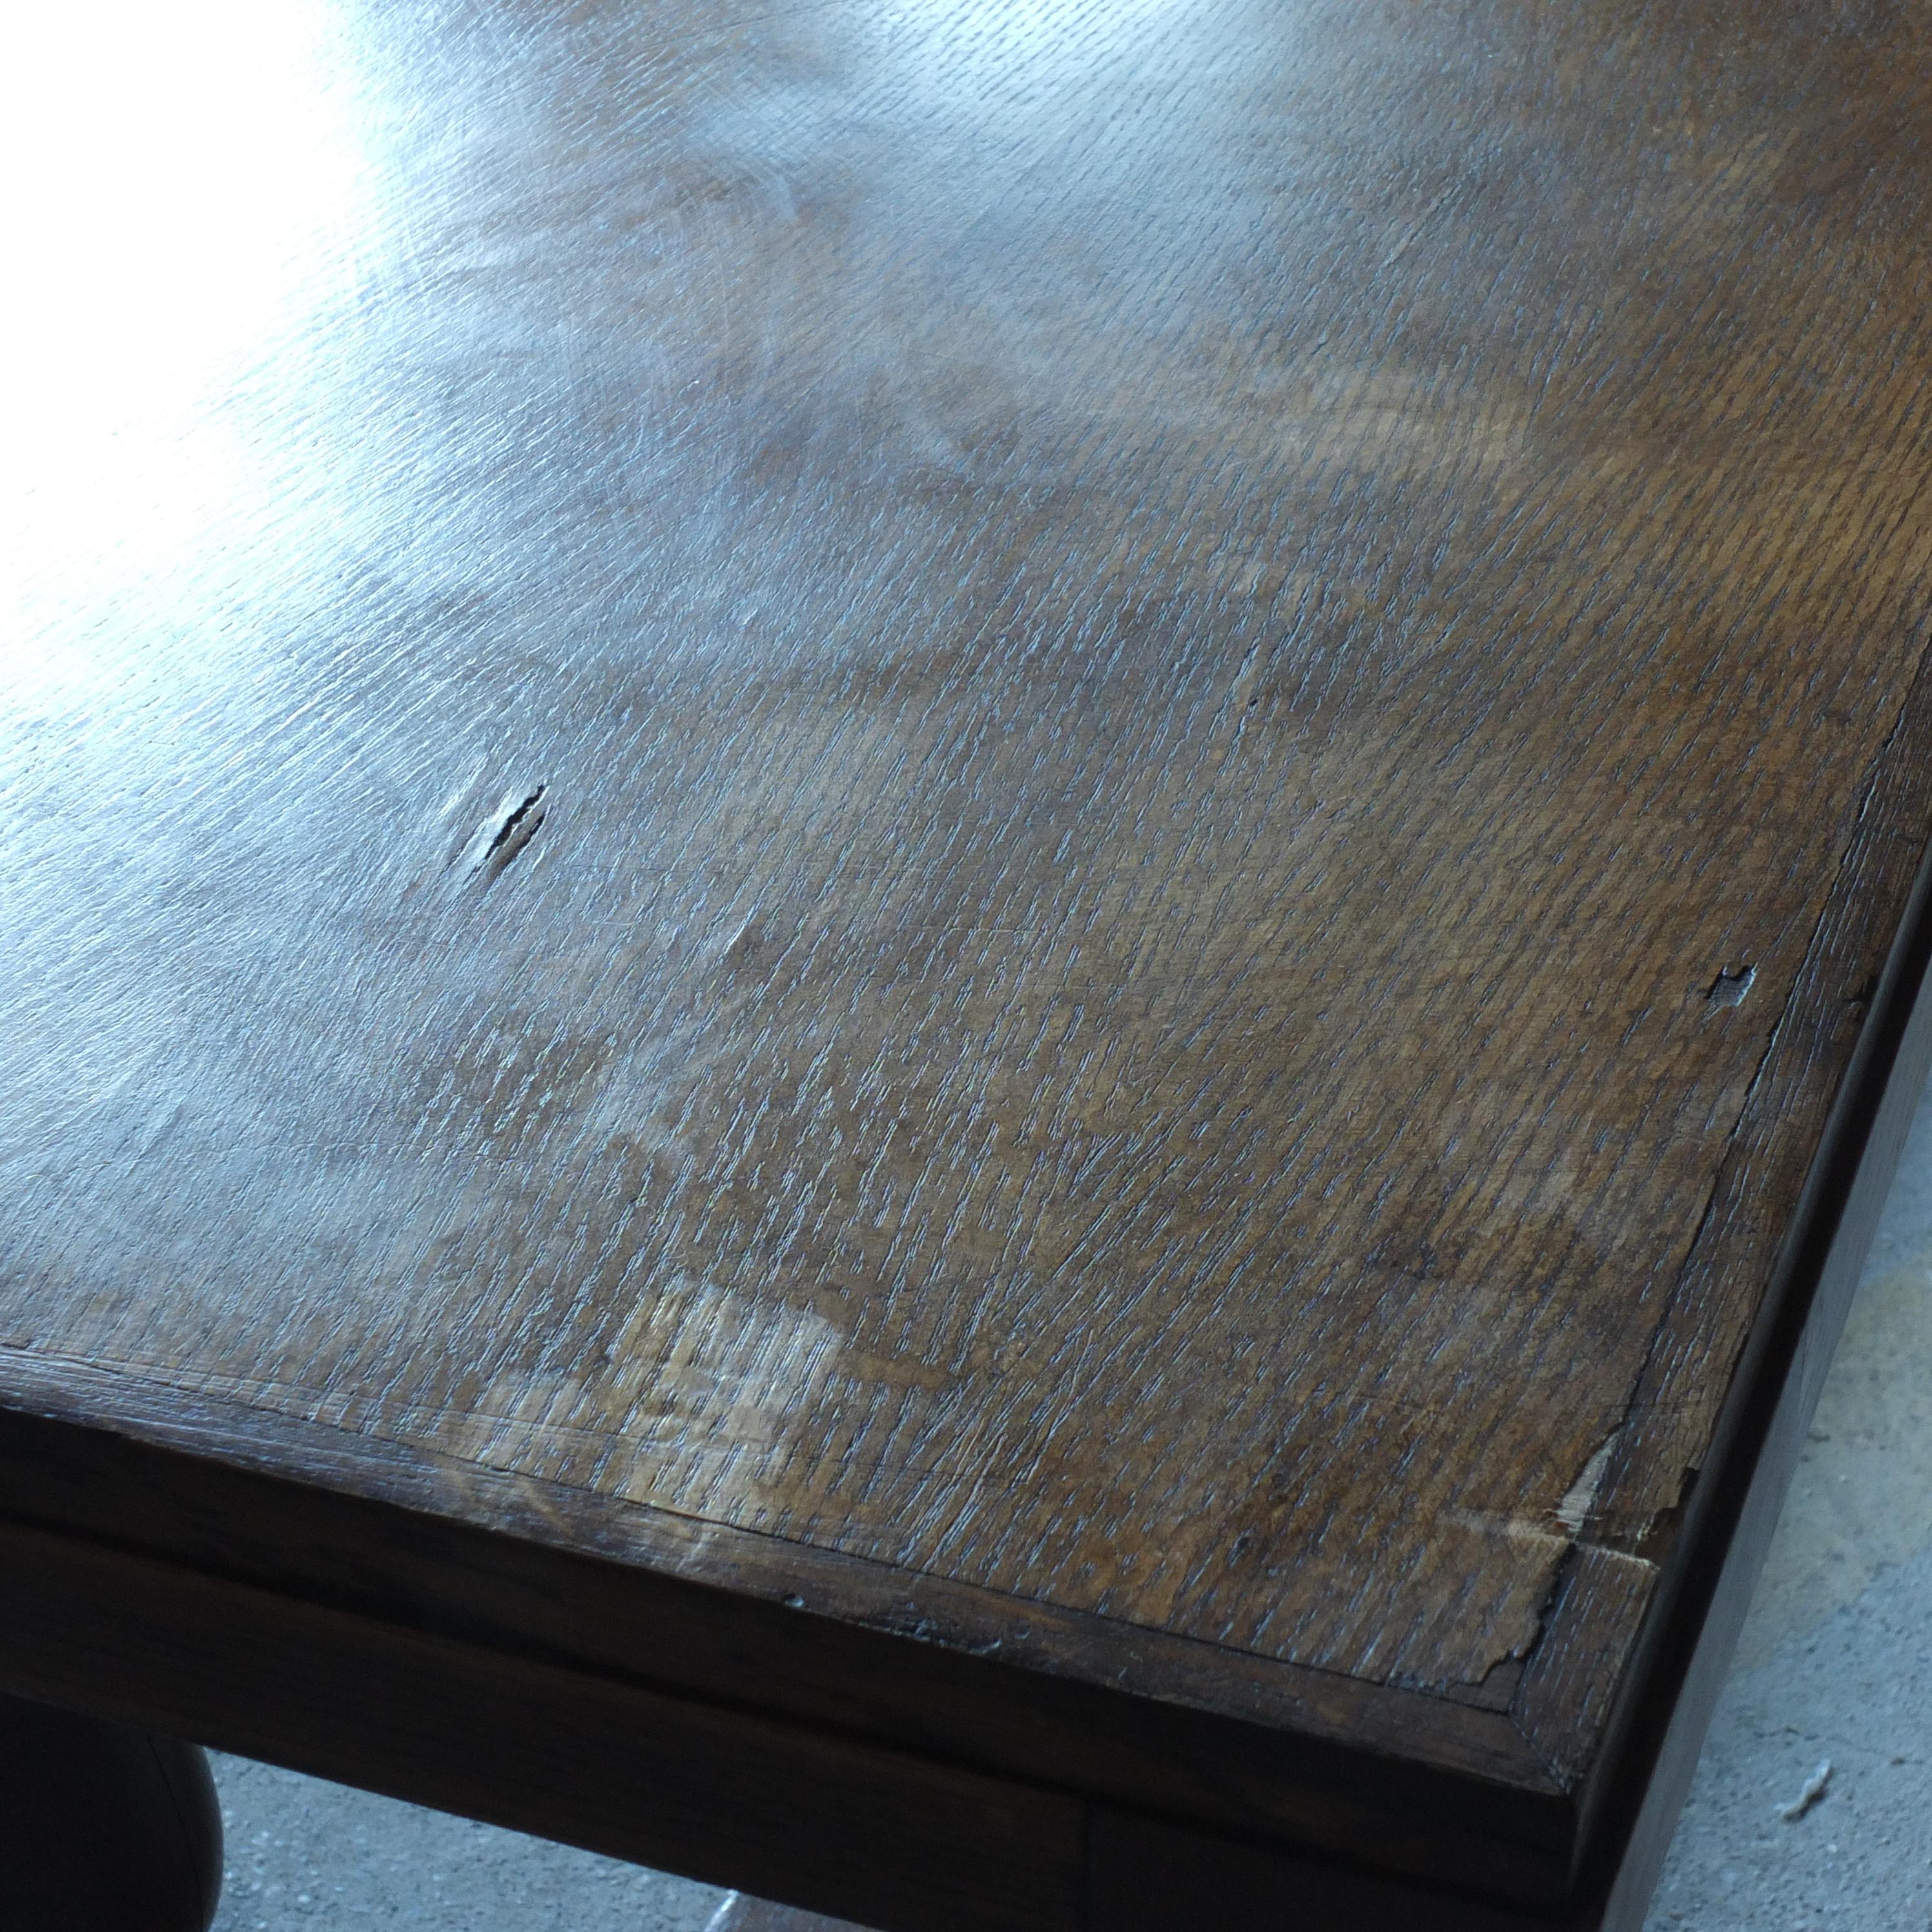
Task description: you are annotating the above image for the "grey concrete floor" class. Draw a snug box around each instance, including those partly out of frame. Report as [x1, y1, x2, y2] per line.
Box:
[204, 1081, 1932, 1931]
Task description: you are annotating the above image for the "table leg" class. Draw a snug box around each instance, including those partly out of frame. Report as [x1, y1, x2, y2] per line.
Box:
[709, 1892, 874, 1931]
[0, 1691, 222, 1932]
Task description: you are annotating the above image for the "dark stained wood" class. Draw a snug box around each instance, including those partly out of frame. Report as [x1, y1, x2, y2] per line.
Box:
[1573, 734, 1932, 1929]
[0, 1517, 1082, 1932]
[6, 0, 1932, 1924]
[0, 1387, 1571, 1900]
[4, 946, 1920, 1932]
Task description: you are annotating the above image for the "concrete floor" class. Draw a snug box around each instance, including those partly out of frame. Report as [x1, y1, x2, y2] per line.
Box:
[204, 1080, 1932, 1932]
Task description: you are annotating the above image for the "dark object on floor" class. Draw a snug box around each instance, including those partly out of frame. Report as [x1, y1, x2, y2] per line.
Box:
[0, 1692, 221, 1932]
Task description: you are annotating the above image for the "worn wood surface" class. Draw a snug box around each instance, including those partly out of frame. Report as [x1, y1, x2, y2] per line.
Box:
[7, 0, 1932, 1920]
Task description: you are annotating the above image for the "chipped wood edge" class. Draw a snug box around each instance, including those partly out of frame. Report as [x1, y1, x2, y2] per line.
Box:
[1522, 658, 1932, 1915]
[0, 1346, 1581, 1904]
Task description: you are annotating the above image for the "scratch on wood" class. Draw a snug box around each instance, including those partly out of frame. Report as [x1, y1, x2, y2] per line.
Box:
[464, 785, 549, 878]
[1382, 185, 1457, 266]
[1448, 1508, 1658, 1572]
[1555, 1435, 1619, 1534]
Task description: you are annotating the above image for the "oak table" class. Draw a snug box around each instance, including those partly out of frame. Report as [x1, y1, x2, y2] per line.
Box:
[7, 2, 1932, 1928]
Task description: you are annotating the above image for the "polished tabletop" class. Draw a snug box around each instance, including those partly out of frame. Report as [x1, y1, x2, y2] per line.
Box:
[7, 2, 1932, 1926]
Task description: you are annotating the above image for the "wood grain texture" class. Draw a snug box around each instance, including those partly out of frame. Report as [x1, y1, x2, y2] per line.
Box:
[0, 1385, 1570, 1901]
[6, 0, 1932, 1917]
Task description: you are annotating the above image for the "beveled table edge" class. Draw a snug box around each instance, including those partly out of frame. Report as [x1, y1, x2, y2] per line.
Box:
[3, 754, 1929, 1926]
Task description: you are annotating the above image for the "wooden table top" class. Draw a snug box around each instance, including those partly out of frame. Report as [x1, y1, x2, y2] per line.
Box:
[8, 1, 1932, 1925]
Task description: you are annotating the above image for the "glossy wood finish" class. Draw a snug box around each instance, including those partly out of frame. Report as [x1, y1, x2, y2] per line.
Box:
[8, 0, 1932, 1924]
